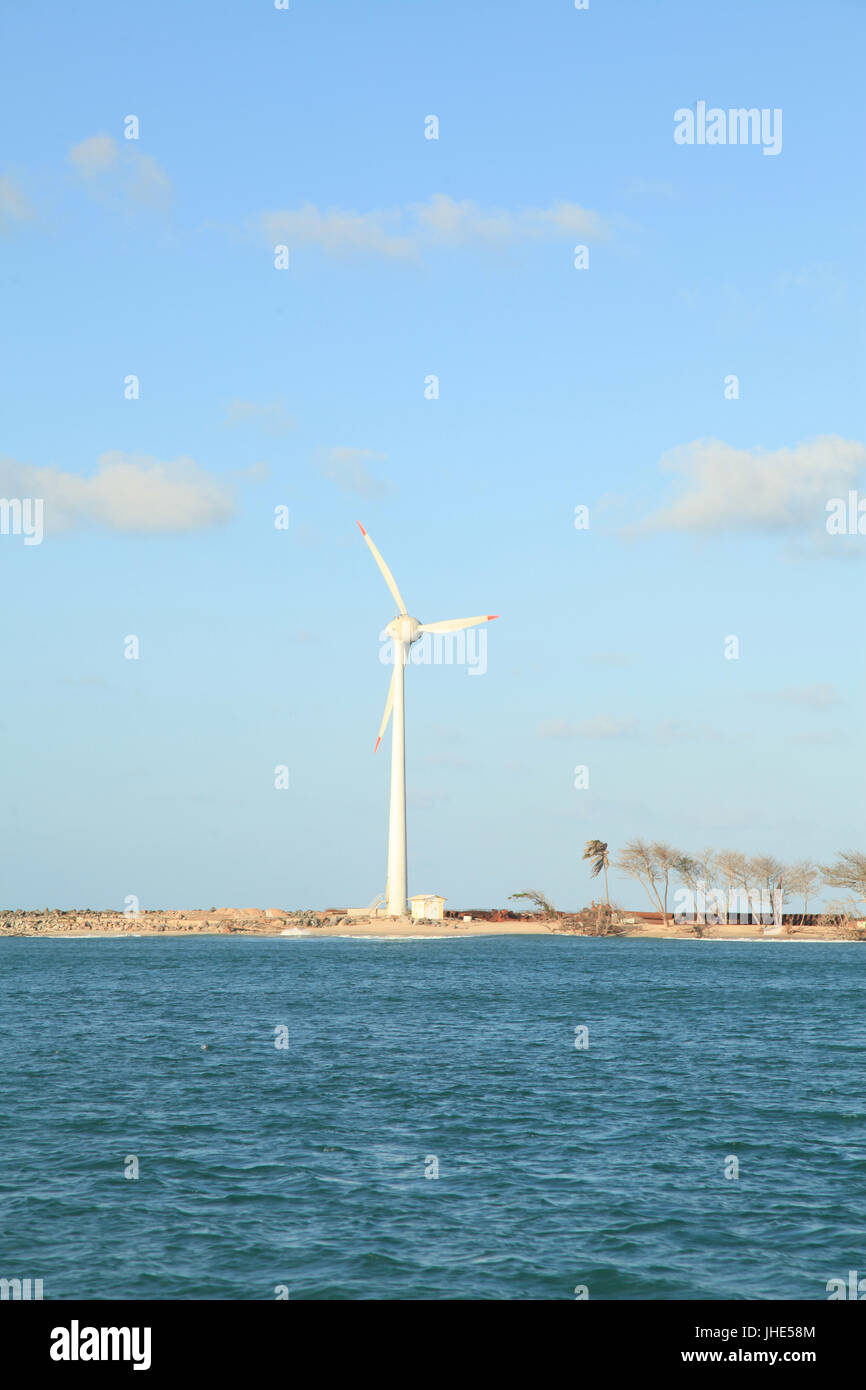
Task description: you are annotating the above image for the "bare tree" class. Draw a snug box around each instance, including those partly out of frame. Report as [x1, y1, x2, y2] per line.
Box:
[616, 840, 664, 921]
[786, 860, 819, 930]
[738, 853, 757, 919]
[748, 855, 784, 928]
[677, 848, 717, 926]
[616, 840, 685, 929]
[820, 852, 866, 918]
[653, 843, 688, 929]
[714, 850, 745, 924]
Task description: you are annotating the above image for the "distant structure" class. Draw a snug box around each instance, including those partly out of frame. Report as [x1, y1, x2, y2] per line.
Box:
[357, 522, 497, 916]
[409, 894, 446, 922]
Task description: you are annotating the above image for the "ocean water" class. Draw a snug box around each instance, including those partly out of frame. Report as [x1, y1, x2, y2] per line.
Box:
[0, 935, 864, 1301]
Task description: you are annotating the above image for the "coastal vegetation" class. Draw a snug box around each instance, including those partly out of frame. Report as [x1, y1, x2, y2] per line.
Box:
[504, 846, 866, 940]
[508, 887, 622, 936]
[2, 854, 864, 941]
[507, 890, 558, 919]
[585, 839, 866, 937]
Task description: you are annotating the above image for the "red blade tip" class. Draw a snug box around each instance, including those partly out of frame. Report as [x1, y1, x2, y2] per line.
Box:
[356, 521, 367, 536]
[488, 614, 499, 620]
[374, 737, 381, 753]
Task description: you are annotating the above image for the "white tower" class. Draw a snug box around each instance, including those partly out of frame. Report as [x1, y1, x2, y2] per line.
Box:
[357, 523, 497, 916]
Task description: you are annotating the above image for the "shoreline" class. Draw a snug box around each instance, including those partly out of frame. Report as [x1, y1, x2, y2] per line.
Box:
[1, 920, 859, 943]
[2, 907, 862, 943]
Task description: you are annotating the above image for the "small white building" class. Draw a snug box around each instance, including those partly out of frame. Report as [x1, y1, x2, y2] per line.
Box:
[409, 894, 446, 922]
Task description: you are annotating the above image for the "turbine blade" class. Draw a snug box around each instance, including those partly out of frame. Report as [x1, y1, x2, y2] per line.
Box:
[420, 615, 498, 634]
[374, 664, 397, 753]
[356, 522, 407, 615]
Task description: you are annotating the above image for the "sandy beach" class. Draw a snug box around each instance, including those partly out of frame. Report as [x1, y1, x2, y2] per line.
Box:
[1, 908, 860, 942]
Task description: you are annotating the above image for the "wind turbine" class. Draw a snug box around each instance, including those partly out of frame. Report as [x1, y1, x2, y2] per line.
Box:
[357, 522, 497, 917]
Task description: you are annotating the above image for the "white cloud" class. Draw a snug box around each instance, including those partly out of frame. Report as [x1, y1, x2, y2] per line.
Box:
[625, 177, 677, 200]
[262, 204, 413, 260]
[538, 716, 721, 741]
[538, 716, 638, 739]
[0, 452, 234, 533]
[318, 447, 390, 498]
[261, 193, 610, 261]
[68, 135, 171, 209]
[424, 752, 471, 768]
[635, 435, 866, 534]
[654, 719, 722, 742]
[233, 459, 270, 483]
[590, 650, 633, 667]
[223, 398, 295, 436]
[789, 730, 843, 745]
[409, 789, 450, 809]
[125, 152, 171, 208]
[413, 193, 608, 245]
[0, 175, 35, 231]
[749, 683, 841, 712]
[68, 135, 119, 177]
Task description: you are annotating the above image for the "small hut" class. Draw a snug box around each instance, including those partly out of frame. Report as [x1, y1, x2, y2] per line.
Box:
[409, 894, 446, 922]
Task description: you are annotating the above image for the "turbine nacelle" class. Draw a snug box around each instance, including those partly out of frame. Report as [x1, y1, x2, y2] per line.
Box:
[386, 614, 422, 646]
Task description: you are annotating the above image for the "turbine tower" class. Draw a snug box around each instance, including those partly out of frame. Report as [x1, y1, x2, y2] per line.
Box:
[357, 522, 497, 917]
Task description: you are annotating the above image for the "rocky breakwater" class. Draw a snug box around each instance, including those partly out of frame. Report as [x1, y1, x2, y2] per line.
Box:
[0, 908, 330, 936]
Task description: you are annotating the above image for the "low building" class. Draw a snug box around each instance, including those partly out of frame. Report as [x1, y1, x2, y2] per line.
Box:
[409, 894, 446, 922]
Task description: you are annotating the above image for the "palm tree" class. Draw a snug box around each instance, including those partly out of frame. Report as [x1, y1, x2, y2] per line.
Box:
[583, 839, 610, 907]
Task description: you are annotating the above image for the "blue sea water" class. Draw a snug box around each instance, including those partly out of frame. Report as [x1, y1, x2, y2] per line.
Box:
[0, 935, 864, 1301]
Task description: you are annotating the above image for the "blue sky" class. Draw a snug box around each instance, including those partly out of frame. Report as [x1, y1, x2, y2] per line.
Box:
[1, 0, 863, 910]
